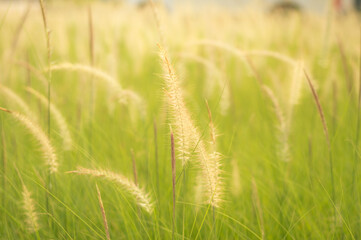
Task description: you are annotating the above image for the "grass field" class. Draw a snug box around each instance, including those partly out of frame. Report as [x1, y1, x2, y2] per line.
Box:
[0, 1, 360, 239]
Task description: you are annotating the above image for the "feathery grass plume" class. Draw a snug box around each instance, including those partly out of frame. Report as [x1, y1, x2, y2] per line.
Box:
[262, 85, 290, 162]
[26, 87, 72, 150]
[96, 184, 110, 240]
[159, 46, 192, 166]
[15, 164, 41, 234]
[189, 39, 297, 68]
[159, 44, 223, 207]
[22, 184, 40, 233]
[68, 167, 153, 213]
[49, 63, 144, 107]
[0, 107, 57, 173]
[0, 84, 35, 119]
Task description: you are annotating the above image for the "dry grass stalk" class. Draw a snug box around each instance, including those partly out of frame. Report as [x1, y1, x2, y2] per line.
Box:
[304, 71, 330, 148]
[68, 167, 153, 213]
[26, 87, 72, 150]
[0, 107, 57, 173]
[96, 184, 110, 240]
[38, 0, 51, 74]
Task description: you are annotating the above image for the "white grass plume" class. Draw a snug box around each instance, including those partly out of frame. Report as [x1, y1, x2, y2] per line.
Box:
[49, 62, 143, 107]
[0, 84, 34, 119]
[22, 185, 40, 233]
[159, 45, 223, 207]
[189, 39, 297, 67]
[0, 107, 58, 173]
[68, 167, 153, 213]
[26, 87, 72, 151]
[262, 86, 290, 162]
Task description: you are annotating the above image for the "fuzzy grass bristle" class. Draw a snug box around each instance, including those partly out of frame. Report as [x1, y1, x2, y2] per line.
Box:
[68, 167, 153, 213]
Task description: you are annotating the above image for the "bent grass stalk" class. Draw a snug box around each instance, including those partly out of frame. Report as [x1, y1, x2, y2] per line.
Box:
[95, 184, 110, 240]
